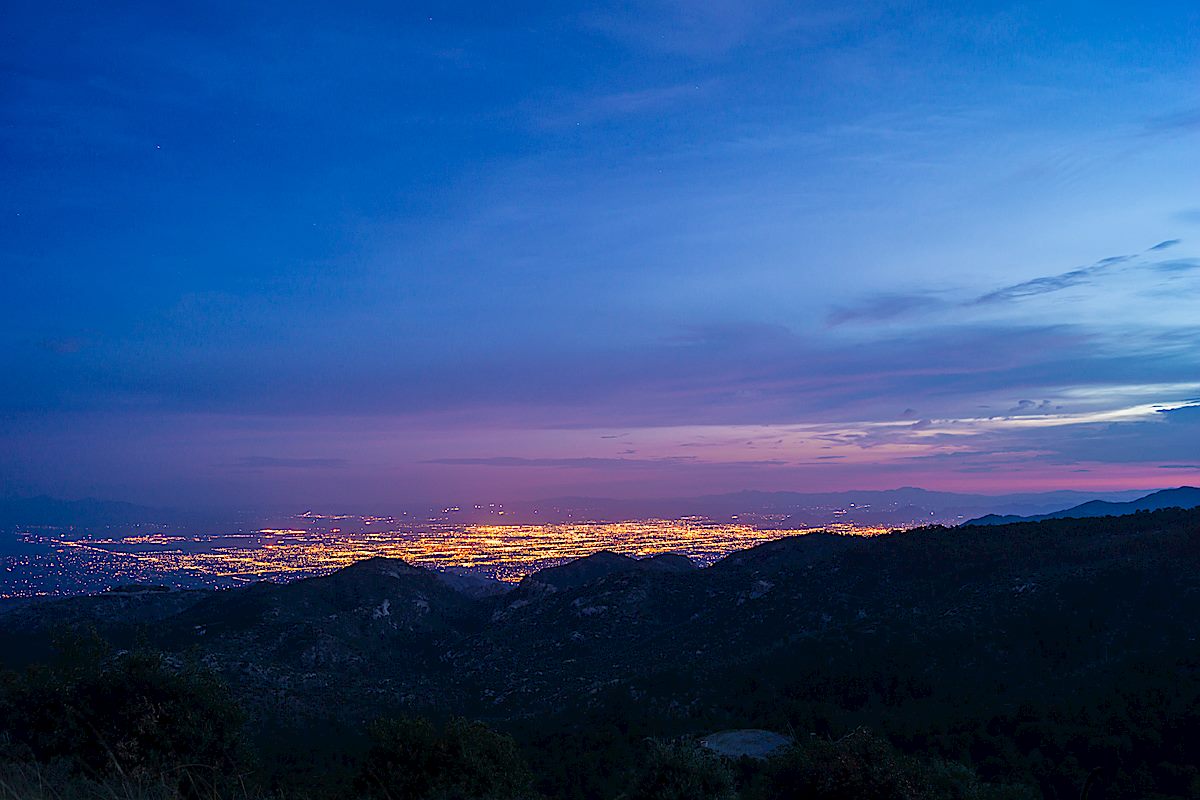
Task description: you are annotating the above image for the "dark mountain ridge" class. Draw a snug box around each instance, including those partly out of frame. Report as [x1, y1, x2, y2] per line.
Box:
[5, 507, 1198, 715]
[520, 550, 696, 591]
[5, 507, 1200, 798]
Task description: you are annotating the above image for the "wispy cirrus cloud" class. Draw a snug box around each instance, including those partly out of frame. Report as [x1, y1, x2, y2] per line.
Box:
[974, 254, 1135, 303]
[423, 455, 787, 469]
[234, 456, 347, 469]
[1143, 107, 1200, 136]
[581, 0, 815, 56]
[830, 240, 1196, 326]
[536, 82, 715, 128]
[826, 292, 946, 326]
[1149, 259, 1200, 274]
[1150, 239, 1182, 251]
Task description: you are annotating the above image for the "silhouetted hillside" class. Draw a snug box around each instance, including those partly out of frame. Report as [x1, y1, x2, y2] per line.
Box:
[521, 550, 696, 591]
[965, 485, 1200, 525]
[5, 508, 1200, 798]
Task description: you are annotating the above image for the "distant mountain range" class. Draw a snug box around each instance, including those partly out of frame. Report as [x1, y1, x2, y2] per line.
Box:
[507, 486, 1153, 527]
[0, 496, 259, 536]
[963, 486, 1200, 525]
[0, 486, 1166, 533]
[0, 496, 166, 528]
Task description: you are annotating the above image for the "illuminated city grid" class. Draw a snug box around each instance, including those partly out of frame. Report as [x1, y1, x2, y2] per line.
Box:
[1, 518, 892, 598]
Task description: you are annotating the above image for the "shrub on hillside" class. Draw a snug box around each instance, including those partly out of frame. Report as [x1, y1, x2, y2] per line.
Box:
[0, 644, 246, 798]
[750, 728, 1034, 800]
[354, 716, 534, 800]
[620, 739, 737, 800]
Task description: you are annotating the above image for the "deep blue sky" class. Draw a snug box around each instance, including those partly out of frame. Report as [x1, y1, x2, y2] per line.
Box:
[2, 1, 1199, 509]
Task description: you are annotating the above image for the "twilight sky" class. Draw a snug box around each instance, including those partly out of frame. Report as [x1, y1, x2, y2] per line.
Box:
[2, 1, 1199, 510]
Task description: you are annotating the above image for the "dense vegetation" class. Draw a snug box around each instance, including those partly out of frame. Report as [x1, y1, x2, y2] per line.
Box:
[3, 507, 1199, 798]
[0, 648, 1026, 800]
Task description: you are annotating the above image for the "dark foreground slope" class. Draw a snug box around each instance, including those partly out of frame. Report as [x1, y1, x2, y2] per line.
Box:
[3, 508, 1200, 799]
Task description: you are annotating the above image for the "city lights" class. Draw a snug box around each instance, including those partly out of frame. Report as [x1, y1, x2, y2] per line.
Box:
[1, 516, 891, 598]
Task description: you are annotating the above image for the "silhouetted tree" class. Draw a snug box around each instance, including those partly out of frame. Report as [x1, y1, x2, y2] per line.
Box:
[354, 716, 534, 800]
[620, 739, 736, 800]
